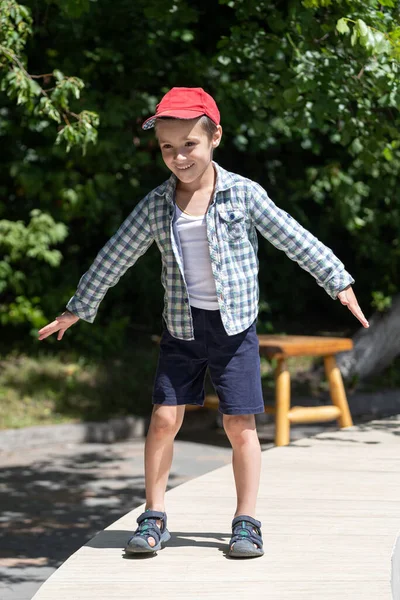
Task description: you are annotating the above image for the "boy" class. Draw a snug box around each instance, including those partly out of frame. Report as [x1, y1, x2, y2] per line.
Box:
[38, 87, 369, 559]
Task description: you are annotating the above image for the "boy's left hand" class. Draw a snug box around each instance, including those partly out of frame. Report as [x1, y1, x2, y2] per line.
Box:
[337, 286, 369, 328]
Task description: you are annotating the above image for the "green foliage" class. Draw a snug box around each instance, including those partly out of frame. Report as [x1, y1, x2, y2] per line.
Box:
[0, 1, 32, 53]
[0, 209, 67, 264]
[0, 0, 400, 368]
[336, 17, 399, 57]
[55, 110, 99, 153]
[0, 65, 40, 106]
[213, 0, 400, 317]
[0, 0, 100, 152]
[371, 290, 392, 312]
[0, 210, 68, 326]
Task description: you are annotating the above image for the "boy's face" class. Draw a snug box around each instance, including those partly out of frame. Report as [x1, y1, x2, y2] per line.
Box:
[156, 118, 222, 185]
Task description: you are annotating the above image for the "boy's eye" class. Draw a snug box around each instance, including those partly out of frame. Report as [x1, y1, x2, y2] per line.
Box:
[161, 142, 196, 149]
[162, 142, 196, 150]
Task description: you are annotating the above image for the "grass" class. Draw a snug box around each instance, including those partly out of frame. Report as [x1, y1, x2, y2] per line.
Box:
[1, 345, 399, 431]
[0, 348, 320, 430]
[0, 342, 159, 430]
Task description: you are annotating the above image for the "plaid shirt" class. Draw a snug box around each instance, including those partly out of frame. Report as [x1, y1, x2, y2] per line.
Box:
[66, 162, 354, 340]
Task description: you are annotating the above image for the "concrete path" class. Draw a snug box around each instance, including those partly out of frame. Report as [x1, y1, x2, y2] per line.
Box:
[0, 411, 339, 600]
[0, 437, 235, 600]
[25, 417, 400, 600]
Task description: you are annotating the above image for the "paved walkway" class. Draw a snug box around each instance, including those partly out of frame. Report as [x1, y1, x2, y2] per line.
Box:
[25, 417, 400, 600]
[0, 412, 339, 600]
[0, 436, 235, 600]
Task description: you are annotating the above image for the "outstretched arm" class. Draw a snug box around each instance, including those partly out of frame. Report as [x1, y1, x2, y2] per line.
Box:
[38, 195, 153, 341]
[65, 195, 153, 322]
[249, 182, 369, 327]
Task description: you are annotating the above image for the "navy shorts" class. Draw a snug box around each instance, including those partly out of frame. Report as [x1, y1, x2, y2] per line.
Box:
[152, 307, 265, 415]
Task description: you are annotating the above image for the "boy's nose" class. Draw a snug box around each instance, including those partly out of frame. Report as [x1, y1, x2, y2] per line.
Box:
[174, 150, 187, 160]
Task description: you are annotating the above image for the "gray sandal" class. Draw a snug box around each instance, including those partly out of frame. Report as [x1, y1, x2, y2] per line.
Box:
[228, 515, 264, 558]
[125, 510, 170, 554]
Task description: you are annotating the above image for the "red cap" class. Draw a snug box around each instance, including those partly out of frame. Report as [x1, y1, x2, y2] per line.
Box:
[142, 87, 220, 130]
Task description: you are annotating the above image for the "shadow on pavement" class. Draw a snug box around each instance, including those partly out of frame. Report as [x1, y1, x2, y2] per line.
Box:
[0, 446, 181, 587]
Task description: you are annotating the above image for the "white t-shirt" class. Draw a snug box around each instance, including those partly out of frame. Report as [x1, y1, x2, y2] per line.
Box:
[172, 204, 219, 310]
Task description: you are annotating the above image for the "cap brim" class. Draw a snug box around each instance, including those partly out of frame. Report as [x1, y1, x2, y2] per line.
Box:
[142, 109, 205, 130]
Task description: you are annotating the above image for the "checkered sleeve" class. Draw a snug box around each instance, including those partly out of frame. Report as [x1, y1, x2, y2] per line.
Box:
[66, 196, 153, 322]
[249, 182, 354, 299]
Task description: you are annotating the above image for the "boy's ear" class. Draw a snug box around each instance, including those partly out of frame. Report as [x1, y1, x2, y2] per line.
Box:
[212, 125, 223, 147]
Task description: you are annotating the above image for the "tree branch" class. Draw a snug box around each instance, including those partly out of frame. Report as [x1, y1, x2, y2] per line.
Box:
[0, 46, 76, 127]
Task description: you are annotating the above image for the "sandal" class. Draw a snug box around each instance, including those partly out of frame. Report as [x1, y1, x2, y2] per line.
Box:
[228, 515, 264, 558]
[125, 510, 171, 554]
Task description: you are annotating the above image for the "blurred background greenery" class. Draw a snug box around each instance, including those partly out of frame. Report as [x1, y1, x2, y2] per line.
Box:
[1, 0, 399, 427]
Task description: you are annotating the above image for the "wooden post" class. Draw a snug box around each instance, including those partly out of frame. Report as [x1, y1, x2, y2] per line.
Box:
[324, 354, 353, 428]
[275, 358, 291, 446]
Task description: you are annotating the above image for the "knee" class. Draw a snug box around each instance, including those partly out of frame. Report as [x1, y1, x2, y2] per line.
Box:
[149, 407, 182, 438]
[223, 414, 256, 442]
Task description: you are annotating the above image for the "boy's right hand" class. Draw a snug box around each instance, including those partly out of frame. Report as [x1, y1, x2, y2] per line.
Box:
[38, 311, 80, 341]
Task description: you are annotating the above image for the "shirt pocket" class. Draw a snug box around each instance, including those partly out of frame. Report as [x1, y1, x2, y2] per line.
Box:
[217, 207, 247, 243]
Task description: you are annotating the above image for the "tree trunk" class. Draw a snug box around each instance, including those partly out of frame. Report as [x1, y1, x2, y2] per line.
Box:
[337, 294, 400, 380]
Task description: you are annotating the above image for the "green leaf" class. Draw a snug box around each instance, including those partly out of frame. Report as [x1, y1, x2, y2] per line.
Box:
[283, 87, 298, 104]
[383, 147, 393, 161]
[336, 18, 350, 35]
[18, 6, 31, 20]
[350, 28, 358, 47]
[181, 30, 194, 42]
[350, 138, 363, 154]
[28, 78, 41, 96]
[389, 28, 400, 42]
[374, 31, 391, 54]
[359, 28, 376, 50]
[53, 69, 65, 81]
[356, 19, 369, 39]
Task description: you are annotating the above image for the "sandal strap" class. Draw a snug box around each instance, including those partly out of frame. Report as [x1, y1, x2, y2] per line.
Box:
[230, 515, 263, 549]
[128, 511, 167, 546]
[137, 510, 166, 525]
[232, 515, 261, 530]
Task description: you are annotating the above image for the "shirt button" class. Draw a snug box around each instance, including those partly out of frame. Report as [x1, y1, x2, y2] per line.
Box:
[184, 298, 188, 304]
[230, 213, 235, 220]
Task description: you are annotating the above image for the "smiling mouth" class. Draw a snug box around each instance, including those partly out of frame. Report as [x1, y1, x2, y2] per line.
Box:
[176, 163, 194, 171]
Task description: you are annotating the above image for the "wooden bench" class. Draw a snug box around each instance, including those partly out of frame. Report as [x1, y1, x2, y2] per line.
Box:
[258, 335, 353, 446]
[188, 335, 354, 447]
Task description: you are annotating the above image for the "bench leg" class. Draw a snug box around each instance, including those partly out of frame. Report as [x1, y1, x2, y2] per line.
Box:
[324, 354, 353, 428]
[275, 358, 291, 446]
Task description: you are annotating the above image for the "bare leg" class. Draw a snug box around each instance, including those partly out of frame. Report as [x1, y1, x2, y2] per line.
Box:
[144, 404, 185, 546]
[223, 414, 261, 549]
